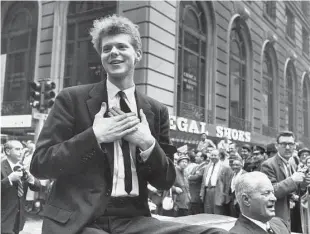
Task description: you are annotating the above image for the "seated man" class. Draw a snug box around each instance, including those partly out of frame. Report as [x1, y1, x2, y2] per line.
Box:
[229, 172, 290, 234]
[30, 14, 227, 234]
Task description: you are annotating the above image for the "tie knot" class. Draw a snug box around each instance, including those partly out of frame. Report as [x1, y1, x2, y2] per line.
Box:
[118, 91, 126, 99]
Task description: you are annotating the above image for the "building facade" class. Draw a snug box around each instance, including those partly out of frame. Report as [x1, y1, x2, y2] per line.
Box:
[1, 1, 310, 147]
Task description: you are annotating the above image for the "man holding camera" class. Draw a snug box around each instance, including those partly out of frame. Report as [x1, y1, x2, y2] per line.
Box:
[1, 140, 40, 234]
[261, 131, 310, 230]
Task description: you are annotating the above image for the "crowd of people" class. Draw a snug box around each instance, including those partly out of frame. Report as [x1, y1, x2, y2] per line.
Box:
[148, 132, 310, 233]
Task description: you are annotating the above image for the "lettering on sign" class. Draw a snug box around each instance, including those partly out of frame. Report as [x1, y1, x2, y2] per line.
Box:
[216, 126, 251, 142]
[169, 116, 206, 134]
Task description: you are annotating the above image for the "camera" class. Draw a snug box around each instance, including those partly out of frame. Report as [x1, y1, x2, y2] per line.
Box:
[13, 164, 28, 181]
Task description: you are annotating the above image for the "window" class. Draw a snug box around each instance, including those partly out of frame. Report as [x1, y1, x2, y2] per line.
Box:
[177, 1, 207, 122]
[1, 2, 38, 115]
[285, 62, 295, 132]
[264, 1, 276, 20]
[286, 8, 295, 40]
[302, 27, 310, 56]
[262, 49, 274, 127]
[303, 75, 310, 137]
[229, 19, 250, 131]
[64, 1, 116, 88]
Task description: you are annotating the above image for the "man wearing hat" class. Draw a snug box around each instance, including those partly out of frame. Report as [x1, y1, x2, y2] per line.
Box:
[298, 147, 310, 169]
[248, 145, 266, 172]
[240, 144, 252, 172]
[172, 154, 191, 217]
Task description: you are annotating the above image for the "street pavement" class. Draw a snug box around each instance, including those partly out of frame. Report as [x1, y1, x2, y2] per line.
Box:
[20, 214, 43, 234]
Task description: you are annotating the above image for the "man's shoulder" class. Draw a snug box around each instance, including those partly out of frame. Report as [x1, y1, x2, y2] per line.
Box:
[270, 217, 288, 228]
[229, 217, 249, 233]
[262, 155, 277, 167]
[61, 82, 100, 95]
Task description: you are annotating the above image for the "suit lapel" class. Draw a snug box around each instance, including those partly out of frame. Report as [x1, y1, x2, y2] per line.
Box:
[1, 159, 12, 178]
[135, 91, 155, 136]
[275, 155, 287, 179]
[86, 80, 114, 175]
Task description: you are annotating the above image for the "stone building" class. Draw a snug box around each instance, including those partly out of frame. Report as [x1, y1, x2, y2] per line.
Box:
[1, 1, 310, 147]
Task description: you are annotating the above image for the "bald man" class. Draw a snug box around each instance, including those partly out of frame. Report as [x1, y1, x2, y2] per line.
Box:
[1, 140, 40, 234]
[229, 172, 290, 234]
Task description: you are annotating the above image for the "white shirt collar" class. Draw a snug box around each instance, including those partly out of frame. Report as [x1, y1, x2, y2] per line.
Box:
[7, 158, 18, 171]
[106, 78, 135, 103]
[243, 214, 269, 232]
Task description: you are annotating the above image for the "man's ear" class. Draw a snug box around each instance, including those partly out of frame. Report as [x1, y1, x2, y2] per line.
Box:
[4, 148, 10, 156]
[242, 193, 251, 207]
[135, 49, 142, 64]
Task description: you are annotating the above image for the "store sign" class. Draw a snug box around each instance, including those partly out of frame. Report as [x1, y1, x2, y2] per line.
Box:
[1, 115, 32, 128]
[215, 126, 251, 142]
[169, 115, 207, 134]
[169, 115, 251, 143]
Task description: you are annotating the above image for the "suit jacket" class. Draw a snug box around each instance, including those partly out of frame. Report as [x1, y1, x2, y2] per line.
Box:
[172, 167, 190, 209]
[260, 154, 298, 228]
[1, 159, 41, 233]
[188, 162, 207, 203]
[30, 80, 176, 234]
[200, 162, 233, 206]
[229, 215, 290, 234]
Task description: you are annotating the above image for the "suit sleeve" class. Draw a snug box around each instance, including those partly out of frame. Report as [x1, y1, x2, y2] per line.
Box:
[141, 104, 176, 190]
[261, 161, 297, 199]
[30, 89, 102, 179]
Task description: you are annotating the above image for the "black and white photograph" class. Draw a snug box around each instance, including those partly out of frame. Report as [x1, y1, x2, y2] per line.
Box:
[1, 1, 310, 234]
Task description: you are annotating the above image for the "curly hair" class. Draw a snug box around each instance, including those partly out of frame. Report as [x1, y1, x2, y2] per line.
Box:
[89, 14, 142, 54]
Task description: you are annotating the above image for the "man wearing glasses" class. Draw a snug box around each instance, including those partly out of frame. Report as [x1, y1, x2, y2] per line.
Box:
[261, 131, 310, 230]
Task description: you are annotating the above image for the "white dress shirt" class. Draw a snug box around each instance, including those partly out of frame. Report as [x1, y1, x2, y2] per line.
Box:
[231, 169, 243, 193]
[106, 79, 155, 197]
[7, 159, 34, 185]
[243, 214, 270, 232]
[205, 161, 221, 187]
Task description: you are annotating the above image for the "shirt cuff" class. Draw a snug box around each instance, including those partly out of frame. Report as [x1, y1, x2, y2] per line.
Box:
[8, 176, 13, 186]
[139, 139, 156, 162]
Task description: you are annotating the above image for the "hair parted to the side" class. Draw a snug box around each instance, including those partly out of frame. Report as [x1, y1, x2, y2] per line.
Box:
[89, 14, 142, 54]
[276, 130, 295, 143]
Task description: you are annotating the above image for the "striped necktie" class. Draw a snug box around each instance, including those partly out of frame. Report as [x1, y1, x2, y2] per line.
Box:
[17, 180, 24, 197]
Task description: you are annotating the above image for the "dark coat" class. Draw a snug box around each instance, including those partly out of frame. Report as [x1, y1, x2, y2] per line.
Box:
[30, 80, 176, 234]
[260, 154, 298, 228]
[229, 215, 290, 234]
[1, 159, 41, 233]
[188, 162, 207, 203]
[172, 167, 190, 209]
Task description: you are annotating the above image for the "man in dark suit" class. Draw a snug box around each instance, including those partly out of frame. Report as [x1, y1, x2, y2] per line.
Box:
[260, 131, 309, 229]
[1, 140, 41, 234]
[229, 172, 290, 234]
[30, 15, 227, 234]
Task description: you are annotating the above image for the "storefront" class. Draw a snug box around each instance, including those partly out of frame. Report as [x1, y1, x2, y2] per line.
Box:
[169, 115, 272, 150]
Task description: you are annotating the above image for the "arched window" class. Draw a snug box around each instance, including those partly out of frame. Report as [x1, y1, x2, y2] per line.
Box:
[229, 19, 249, 131]
[177, 1, 207, 122]
[303, 75, 310, 137]
[64, 1, 116, 88]
[285, 62, 295, 132]
[1, 2, 38, 115]
[262, 43, 278, 137]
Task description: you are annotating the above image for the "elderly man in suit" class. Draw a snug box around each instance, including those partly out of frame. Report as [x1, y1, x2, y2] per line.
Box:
[228, 155, 247, 218]
[1, 140, 40, 234]
[200, 149, 233, 215]
[30, 15, 227, 234]
[261, 131, 310, 230]
[229, 172, 290, 234]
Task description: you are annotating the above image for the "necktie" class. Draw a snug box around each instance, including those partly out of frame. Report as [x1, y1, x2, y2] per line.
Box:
[118, 91, 132, 194]
[17, 180, 24, 197]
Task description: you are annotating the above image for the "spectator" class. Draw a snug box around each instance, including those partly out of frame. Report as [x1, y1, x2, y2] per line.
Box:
[229, 172, 290, 234]
[297, 147, 310, 169]
[172, 155, 191, 217]
[217, 137, 232, 153]
[248, 145, 266, 172]
[184, 149, 198, 179]
[197, 133, 216, 152]
[228, 143, 237, 154]
[200, 149, 233, 215]
[228, 155, 247, 218]
[188, 151, 208, 215]
[266, 143, 277, 158]
[1, 140, 41, 234]
[261, 131, 310, 230]
[240, 144, 252, 171]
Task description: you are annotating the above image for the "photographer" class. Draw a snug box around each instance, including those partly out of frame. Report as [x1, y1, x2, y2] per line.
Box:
[1, 140, 41, 234]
